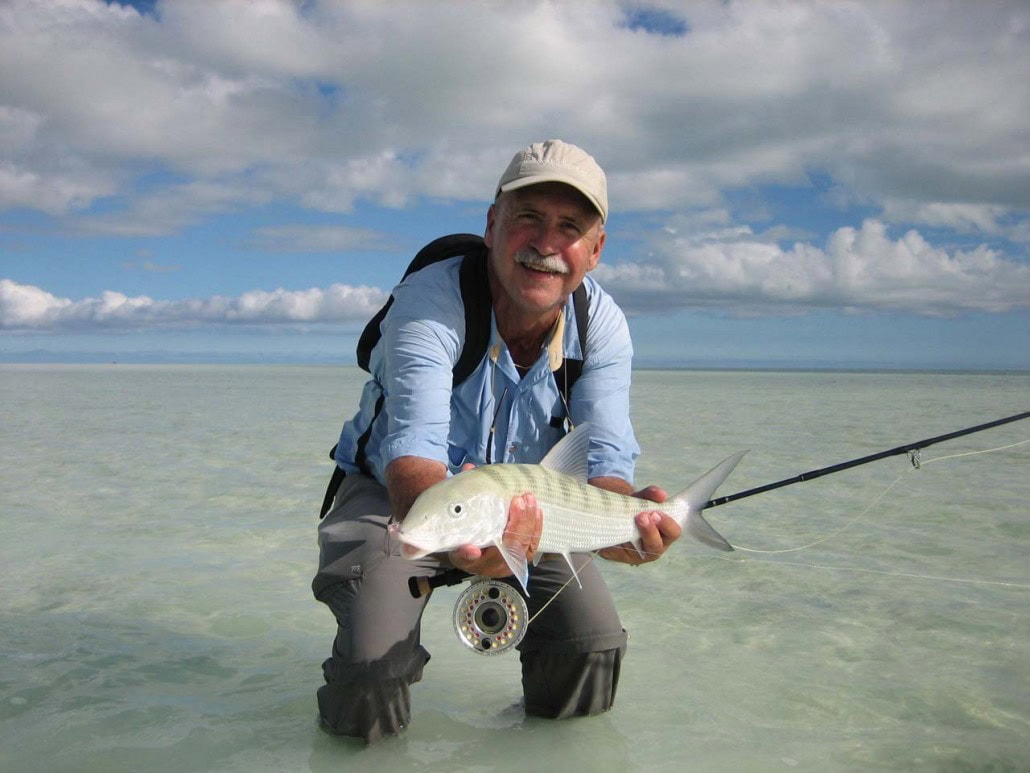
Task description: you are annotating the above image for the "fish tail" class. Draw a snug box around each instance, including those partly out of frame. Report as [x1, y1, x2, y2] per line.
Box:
[671, 450, 748, 552]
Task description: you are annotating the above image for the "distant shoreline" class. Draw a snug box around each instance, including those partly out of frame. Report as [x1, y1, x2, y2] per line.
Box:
[2, 360, 1027, 377]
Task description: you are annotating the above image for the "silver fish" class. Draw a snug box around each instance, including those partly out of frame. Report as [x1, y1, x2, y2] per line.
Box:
[391, 423, 746, 592]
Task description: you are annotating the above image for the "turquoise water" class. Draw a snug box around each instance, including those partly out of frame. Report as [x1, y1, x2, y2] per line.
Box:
[1, 365, 1027, 772]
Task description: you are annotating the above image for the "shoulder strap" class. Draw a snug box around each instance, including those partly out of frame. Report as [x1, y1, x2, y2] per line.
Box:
[453, 247, 492, 386]
[356, 233, 486, 372]
[552, 282, 589, 405]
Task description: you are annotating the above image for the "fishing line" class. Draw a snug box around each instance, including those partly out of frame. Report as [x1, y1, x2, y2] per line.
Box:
[492, 435, 1027, 561]
[491, 433, 1030, 600]
[728, 438, 1029, 555]
[728, 476, 904, 555]
[471, 435, 1028, 564]
[704, 410, 1029, 509]
[414, 413, 1028, 653]
[706, 554, 1030, 590]
[526, 559, 592, 624]
[702, 438, 1030, 590]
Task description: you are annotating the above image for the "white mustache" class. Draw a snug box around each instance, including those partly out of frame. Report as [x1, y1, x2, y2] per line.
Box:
[514, 250, 569, 275]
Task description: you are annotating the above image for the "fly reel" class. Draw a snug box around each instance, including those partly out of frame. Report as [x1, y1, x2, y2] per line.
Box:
[452, 579, 528, 655]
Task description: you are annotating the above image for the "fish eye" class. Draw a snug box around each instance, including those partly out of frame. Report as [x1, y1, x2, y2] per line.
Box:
[448, 503, 465, 519]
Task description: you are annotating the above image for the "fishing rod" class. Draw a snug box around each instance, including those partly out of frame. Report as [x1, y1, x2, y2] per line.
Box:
[412, 410, 1028, 654]
[412, 410, 1029, 599]
[704, 410, 1029, 509]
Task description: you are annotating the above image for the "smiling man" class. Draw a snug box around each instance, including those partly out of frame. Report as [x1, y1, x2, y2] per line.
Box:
[312, 140, 680, 743]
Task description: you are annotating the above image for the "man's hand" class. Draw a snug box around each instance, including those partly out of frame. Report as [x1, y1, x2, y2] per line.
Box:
[449, 492, 543, 577]
[597, 484, 681, 565]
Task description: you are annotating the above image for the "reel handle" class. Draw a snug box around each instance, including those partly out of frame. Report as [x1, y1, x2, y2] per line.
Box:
[408, 568, 472, 599]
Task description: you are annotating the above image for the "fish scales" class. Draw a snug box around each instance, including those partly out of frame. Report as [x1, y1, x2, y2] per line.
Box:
[475, 463, 685, 553]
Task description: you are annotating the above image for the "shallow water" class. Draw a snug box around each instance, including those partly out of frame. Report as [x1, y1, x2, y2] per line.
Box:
[1, 365, 1027, 771]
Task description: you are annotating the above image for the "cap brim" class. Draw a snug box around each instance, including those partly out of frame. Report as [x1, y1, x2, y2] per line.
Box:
[499, 174, 607, 223]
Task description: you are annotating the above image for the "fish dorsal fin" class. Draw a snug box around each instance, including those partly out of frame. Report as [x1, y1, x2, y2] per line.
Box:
[539, 422, 591, 481]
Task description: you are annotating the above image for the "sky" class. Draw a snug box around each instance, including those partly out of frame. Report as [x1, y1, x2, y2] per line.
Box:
[1, 0, 1028, 370]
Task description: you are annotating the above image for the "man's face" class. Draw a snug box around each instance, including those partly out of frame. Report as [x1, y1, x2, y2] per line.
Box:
[484, 182, 605, 321]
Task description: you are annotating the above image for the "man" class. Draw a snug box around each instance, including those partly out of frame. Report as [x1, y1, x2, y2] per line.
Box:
[313, 140, 681, 743]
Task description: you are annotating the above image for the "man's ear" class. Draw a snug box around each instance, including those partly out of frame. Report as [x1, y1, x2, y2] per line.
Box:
[587, 228, 605, 271]
[483, 203, 497, 249]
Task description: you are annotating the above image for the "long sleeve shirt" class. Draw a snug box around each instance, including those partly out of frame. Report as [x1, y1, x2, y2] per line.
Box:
[334, 255, 639, 485]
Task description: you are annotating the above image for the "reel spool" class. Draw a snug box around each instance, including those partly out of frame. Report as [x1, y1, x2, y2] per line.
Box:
[452, 579, 528, 655]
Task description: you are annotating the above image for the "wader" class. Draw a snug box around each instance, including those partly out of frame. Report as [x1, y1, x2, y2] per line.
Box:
[312, 473, 628, 744]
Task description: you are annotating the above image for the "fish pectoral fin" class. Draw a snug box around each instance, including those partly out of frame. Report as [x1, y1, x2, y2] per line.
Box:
[560, 552, 583, 589]
[494, 538, 530, 595]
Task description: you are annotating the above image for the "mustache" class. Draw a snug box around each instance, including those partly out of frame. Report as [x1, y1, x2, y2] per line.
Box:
[513, 249, 569, 275]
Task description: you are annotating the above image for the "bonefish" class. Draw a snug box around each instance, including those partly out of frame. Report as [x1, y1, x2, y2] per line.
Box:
[390, 423, 746, 592]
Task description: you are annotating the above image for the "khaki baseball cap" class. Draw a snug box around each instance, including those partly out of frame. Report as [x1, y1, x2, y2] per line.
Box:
[496, 140, 608, 223]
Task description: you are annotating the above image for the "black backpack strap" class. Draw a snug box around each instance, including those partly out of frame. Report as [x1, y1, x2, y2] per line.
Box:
[453, 246, 492, 386]
[356, 234, 485, 371]
[350, 392, 384, 481]
[319, 463, 346, 518]
[552, 282, 589, 407]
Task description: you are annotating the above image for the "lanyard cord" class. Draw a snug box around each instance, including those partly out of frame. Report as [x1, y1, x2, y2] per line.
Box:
[486, 343, 505, 465]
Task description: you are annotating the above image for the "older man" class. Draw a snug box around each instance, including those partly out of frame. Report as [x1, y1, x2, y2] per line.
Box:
[313, 140, 679, 743]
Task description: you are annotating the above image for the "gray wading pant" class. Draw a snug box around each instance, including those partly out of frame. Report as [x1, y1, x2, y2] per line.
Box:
[311, 472, 629, 744]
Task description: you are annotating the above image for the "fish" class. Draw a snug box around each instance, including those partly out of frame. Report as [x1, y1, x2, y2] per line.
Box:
[390, 423, 747, 593]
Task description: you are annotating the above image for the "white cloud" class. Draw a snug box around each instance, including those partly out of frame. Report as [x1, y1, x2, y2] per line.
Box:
[5, 214, 1022, 334]
[596, 219, 1030, 316]
[73, 179, 272, 237]
[880, 200, 1023, 241]
[0, 0, 1026, 227]
[0, 161, 116, 215]
[0, 278, 388, 330]
[0, 0, 1026, 333]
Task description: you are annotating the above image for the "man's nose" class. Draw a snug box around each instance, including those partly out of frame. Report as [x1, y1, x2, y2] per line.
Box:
[527, 220, 565, 255]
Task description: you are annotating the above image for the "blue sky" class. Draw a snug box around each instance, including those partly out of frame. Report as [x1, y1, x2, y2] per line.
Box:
[1, 0, 1027, 370]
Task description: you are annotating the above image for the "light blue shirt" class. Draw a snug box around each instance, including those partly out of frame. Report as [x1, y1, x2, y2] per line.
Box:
[335, 256, 639, 485]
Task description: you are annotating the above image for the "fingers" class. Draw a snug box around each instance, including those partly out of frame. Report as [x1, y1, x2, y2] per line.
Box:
[450, 544, 482, 565]
[448, 544, 494, 575]
[632, 485, 668, 504]
[448, 493, 542, 578]
[505, 493, 542, 561]
[598, 511, 681, 565]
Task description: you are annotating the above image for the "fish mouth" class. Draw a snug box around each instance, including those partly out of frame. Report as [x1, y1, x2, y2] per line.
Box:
[388, 524, 434, 559]
[400, 542, 432, 559]
[514, 250, 568, 275]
